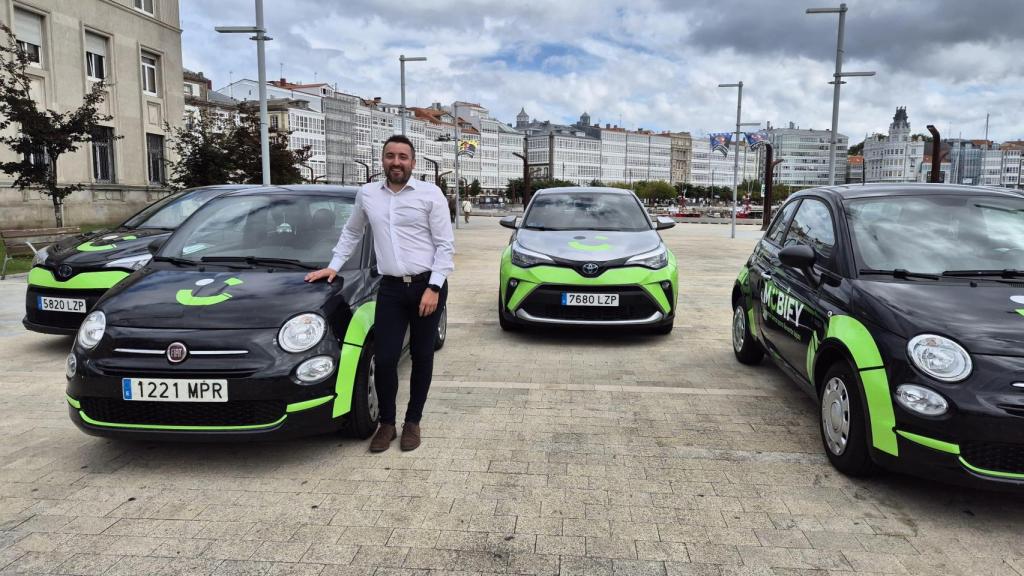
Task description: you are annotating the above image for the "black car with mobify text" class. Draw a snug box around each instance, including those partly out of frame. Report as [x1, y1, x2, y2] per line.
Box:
[733, 183, 1024, 488]
[65, 185, 445, 441]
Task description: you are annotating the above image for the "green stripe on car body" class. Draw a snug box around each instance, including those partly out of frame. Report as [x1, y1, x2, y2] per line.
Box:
[66, 395, 81, 409]
[958, 457, 1024, 480]
[79, 410, 286, 431]
[333, 301, 376, 418]
[286, 395, 334, 413]
[823, 315, 898, 456]
[29, 267, 129, 290]
[896, 430, 960, 454]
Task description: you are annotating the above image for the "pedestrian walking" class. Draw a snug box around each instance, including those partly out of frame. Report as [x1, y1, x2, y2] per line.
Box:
[462, 199, 472, 223]
[305, 135, 454, 452]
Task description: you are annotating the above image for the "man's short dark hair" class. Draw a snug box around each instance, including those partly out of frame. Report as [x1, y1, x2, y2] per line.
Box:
[383, 134, 416, 159]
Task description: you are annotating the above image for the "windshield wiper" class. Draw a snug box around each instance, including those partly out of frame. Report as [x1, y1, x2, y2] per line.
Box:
[153, 255, 198, 266]
[521, 226, 556, 231]
[200, 256, 317, 270]
[134, 226, 175, 231]
[942, 269, 1024, 278]
[859, 268, 940, 280]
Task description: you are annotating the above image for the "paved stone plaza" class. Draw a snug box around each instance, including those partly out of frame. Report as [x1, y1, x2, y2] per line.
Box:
[0, 221, 1022, 576]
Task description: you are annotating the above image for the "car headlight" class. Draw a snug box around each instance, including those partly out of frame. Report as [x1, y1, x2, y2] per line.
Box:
[295, 355, 336, 383]
[104, 253, 152, 271]
[32, 246, 49, 267]
[907, 334, 972, 382]
[77, 311, 105, 349]
[895, 384, 949, 416]
[510, 243, 554, 268]
[626, 246, 668, 269]
[278, 313, 326, 353]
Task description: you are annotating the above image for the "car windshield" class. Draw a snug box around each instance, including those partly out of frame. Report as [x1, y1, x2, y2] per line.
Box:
[161, 194, 356, 267]
[846, 194, 1024, 275]
[123, 187, 236, 230]
[523, 192, 651, 231]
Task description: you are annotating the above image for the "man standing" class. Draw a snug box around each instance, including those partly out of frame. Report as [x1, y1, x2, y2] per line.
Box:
[461, 198, 472, 223]
[305, 135, 454, 452]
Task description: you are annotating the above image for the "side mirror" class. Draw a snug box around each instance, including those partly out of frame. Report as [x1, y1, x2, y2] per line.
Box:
[147, 237, 166, 255]
[655, 216, 676, 230]
[499, 215, 517, 229]
[778, 244, 815, 269]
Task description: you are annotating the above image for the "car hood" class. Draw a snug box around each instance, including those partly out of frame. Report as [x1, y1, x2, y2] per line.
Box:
[47, 227, 167, 268]
[515, 229, 662, 263]
[99, 267, 340, 330]
[853, 279, 1024, 356]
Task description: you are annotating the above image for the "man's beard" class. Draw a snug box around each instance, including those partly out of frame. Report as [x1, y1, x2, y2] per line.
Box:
[387, 167, 410, 186]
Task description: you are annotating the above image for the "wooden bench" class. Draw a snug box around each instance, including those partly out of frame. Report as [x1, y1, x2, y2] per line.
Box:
[1, 226, 81, 279]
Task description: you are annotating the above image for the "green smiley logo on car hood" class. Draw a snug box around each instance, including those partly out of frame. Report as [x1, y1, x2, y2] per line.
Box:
[176, 277, 244, 306]
[1011, 295, 1024, 317]
[568, 235, 611, 252]
[77, 234, 138, 252]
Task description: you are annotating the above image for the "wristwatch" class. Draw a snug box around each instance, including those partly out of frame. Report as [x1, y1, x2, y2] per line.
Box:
[427, 284, 441, 293]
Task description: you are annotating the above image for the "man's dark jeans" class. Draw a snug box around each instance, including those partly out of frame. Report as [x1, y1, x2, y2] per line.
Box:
[374, 277, 447, 425]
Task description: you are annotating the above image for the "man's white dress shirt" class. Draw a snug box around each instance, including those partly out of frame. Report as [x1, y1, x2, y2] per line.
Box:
[329, 178, 455, 287]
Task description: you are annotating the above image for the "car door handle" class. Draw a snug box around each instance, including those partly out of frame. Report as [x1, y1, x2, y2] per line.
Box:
[762, 272, 772, 280]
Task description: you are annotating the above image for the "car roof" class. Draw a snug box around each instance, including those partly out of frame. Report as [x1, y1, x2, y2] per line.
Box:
[794, 183, 1024, 201]
[534, 186, 639, 196]
[221, 184, 361, 199]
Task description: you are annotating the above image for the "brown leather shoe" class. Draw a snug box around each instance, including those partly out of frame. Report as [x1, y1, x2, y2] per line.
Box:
[400, 423, 421, 451]
[369, 423, 396, 453]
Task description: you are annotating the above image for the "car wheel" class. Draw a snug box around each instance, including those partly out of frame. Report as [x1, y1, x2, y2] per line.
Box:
[344, 339, 379, 439]
[498, 294, 517, 331]
[819, 361, 875, 477]
[434, 306, 447, 351]
[732, 304, 763, 365]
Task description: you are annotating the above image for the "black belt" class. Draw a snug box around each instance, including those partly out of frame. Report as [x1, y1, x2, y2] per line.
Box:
[382, 271, 431, 284]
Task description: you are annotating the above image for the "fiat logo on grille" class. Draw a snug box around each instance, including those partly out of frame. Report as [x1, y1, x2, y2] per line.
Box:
[166, 342, 188, 364]
[581, 262, 599, 276]
[57, 264, 73, 280]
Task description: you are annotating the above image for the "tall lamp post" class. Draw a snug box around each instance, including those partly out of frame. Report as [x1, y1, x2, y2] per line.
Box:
[422, 157, 440, 184]
[399, 55, 427, 136]
[215, 0, 271, 186]
[807, 3, 875, 185]
[354, 160, 371, 184]
[717, 81, 760, 238]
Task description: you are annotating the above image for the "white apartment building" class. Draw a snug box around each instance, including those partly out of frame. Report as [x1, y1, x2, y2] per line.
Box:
[766, 123, 849, 188]
[980, 145, 1023, 188]
[688, 138, 759, 191]
[864, 107, 926, 183]
[1, 0, 184, 227]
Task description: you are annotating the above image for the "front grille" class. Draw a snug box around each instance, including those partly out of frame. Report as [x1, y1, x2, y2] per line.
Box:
[25, 288, 106, 329]
[79, 398, 285, 427]
[961, 442, 1024, 475]
[520, 285, 659, 322]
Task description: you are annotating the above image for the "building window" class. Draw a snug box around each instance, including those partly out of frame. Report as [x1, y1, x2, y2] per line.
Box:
[146, 133, 164, 184]
[14, 9, 43, 66]
[22, 137, 50, 173]
[141, 51, 159, 95]
[133, 0, 155, 15]
[91, 127, 115, 183]
[183, 83, 193, 96]
[85, 32, 107, 80]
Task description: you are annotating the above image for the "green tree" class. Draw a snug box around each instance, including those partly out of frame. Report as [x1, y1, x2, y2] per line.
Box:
[469, 178, 482, 197]
[504, 177, 525, 203]
[588, 179, 604, 187]
[438, 178, 448, 194]
[530, 178, 577, 190]
[0, 24, 116, 227]
[645, 181, 676, 202]
[228, 106, 312, 185]
[165, 110, 234, 189]
[848, 140, 864, 156]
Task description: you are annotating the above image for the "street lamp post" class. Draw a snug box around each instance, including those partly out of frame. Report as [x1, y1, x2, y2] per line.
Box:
[807, 3, 876, 185]
[422, 157, 440, 184]
[354, 160, 370, 184]
[215, 0, 271, 186]
[452, 103, 462, 229]
[399, 55, 427, 136]
[717, 82, 761, 238]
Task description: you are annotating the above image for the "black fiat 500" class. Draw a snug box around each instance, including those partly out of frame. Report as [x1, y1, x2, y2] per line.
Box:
[25, 185, 252, 335]
[732, 183, 1024, 488]
[66, 185, 445, 441]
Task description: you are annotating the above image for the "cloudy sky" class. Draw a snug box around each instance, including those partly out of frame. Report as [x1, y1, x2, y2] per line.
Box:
[182, 0, 1024, 144]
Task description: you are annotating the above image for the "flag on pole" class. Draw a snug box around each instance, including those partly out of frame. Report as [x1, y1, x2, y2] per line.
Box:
[744, 131, 768, 149]
[458, 138, 478, 158]
[710, 133, 731, 157]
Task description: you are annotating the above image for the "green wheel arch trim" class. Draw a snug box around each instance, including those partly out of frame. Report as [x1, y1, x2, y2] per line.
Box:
[333, 300, 376, 418]
[736, 265, 750, 288]
[896, 430, 960, 455]
[818, 315, 898, 456]
[79, 410, 286, 431]
[29, 267, 129, 290]
[286, 395, 334, 413]
[500, 250, 678, 315]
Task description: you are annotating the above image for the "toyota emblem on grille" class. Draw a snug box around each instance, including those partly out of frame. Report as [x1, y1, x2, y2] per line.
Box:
[581, 262, 599, 276]
[57, 264, 73, 280]
[166, 342, 188, 363]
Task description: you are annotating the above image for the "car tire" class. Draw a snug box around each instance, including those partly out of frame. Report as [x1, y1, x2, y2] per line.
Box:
[732, 304, 763, 365]
[819, 361, 875, 477]
[344, 339, 379, 439]
[434, 306, 447, 351]
[498, 294, 517, 331]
